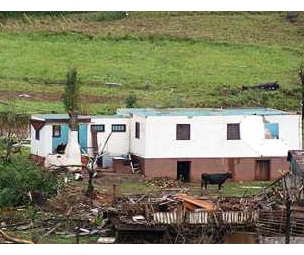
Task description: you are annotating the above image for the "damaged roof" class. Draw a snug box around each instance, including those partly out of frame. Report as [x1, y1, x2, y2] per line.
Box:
[31, 114, 91, 123]
[288, 150, 304, 177]
[117, 107, 295, 117]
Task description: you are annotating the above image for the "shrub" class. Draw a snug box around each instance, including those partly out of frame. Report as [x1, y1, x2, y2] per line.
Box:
[0, 155, 57, 208]
[96, 11, 128, 22]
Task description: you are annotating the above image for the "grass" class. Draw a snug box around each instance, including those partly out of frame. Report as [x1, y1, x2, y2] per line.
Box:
[0, 12, 302, 114]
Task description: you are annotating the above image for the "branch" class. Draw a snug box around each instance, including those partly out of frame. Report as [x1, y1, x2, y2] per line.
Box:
[0, 229, 34, 244]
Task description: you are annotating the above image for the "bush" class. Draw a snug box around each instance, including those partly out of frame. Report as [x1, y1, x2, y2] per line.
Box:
[96, 11, 128, 22]
[0, 155, 57, 208]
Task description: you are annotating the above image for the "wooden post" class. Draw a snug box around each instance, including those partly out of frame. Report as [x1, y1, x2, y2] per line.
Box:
[283, 175, 292, 244]
[299, 66, 304, 121]
[285, 199, 292, 244]
[112, 184, 117, 205]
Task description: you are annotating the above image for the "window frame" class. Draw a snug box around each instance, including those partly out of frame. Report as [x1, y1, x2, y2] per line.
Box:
[52, 125, 61, 137]
[91, 124, 105, 133]
[227, 123, 241, 140]
[35, 129, 40, 140]
[112, 124, 126, 132]
[135, 122, 140, 139]
[176, 124, 191, 140]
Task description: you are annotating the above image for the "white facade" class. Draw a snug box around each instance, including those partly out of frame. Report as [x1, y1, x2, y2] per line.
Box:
[30, 108, 302, 165]
[123, 109, 302, 159]
[30, 123, 53, 157]
[88, 116, 130, 156]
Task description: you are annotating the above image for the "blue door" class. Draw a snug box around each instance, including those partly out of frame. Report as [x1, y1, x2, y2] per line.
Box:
[78, 123, 88, 153]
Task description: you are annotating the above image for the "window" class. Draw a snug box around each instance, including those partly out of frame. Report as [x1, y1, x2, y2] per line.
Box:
[112, 124, 126, 132]
[264, 123, 279, 139]
[35, 129, 40, 140]
[135, 122, 140, 139]
[52, 125, 61, 137]
[91, 124, 105, 132]
[176, 124, 190, 140]
[227, 123, 240, 140]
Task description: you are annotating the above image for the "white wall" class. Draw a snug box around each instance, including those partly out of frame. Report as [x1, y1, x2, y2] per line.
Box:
[141, 114, 302, 159]
[129, 115, 146, 157]
[88, 117, 129, 156]
[30, 124, 52, 157]
[264, 114, 302, 149]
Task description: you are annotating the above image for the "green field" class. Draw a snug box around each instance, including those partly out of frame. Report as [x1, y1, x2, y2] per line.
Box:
[0, 11, 303, 114]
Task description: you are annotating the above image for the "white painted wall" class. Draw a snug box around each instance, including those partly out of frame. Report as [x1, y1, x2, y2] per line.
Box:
[264, 114, 302, 149]
[31, 112, 302, 161]
[88, 117, 130, 157]
[129, 115, 146, 156]
[139, 114, 302, 159]
[30, 124, 52, 157]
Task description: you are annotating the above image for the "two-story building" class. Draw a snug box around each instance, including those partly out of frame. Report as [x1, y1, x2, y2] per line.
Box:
[30, 108, 302, 182]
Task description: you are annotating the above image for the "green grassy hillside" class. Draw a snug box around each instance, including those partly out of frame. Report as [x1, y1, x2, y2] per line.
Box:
[0, 11, 303, 114]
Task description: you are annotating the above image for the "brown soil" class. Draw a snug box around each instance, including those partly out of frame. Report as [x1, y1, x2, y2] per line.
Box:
[0, 90, 124, 103]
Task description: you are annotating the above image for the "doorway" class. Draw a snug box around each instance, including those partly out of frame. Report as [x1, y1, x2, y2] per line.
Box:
[255, 159, 270, 181]
[177, 161, 191, 182]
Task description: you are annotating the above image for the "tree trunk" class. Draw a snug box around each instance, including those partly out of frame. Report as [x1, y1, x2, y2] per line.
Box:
[299, 67, 304, 121]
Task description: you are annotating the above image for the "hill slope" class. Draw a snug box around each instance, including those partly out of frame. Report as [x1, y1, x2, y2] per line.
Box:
[0, 11, 303, 114]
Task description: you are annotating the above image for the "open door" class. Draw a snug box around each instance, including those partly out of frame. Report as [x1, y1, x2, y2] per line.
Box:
[255, 159, 270, 181]
[177, 161, 191, 182]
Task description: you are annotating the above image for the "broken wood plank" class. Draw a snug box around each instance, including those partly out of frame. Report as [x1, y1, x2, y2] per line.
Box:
[175, 193, 217, 212]
[183, 201, 200, 211]
[0, 229, 34, 244]
[43, 223, 61, 237]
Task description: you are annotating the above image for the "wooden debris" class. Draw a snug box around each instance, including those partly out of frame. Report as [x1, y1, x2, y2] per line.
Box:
[175, 193, 217, 212]
[0, 229, 34, 244]
[43, 223, 61, 237]
[97, 236, 116, 244]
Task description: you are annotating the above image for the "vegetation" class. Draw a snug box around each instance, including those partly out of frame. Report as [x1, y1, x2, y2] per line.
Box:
[63, 68, 81, 130]
[0, 154, 57, 208]
[0, 12, 302, 114]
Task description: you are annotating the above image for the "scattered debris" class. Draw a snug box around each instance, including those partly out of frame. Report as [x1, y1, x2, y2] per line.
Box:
[240, 81, 280, 91]
[0, 229, 34, 244]
[97, 236, 116, 244]
[144, 177, 181, 189]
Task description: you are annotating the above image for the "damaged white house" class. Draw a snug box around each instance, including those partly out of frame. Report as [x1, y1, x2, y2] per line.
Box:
[30, 107, 302, 182]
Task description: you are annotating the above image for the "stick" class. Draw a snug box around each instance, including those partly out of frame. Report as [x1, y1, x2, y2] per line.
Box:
[42, 223, 62, 238]
[0, 229, 34, 244]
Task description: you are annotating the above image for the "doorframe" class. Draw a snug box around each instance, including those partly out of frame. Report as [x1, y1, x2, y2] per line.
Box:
[177, 161, 191, 182]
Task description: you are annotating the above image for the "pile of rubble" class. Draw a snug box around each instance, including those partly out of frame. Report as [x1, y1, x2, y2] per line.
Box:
[143, 177, 182, 189]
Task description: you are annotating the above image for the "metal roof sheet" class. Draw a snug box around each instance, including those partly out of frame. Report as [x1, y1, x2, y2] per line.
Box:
[117, 108, 294, 117]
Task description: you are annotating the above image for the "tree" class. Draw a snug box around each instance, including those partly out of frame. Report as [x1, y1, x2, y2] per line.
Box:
[62, 68, 82, 170]
[0, 100, 27, 161]
[125, 94, 137, 108]
[63, 68, 81, 131]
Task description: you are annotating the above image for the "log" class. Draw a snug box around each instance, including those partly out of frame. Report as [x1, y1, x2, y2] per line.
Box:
[0, 229, 34, 244]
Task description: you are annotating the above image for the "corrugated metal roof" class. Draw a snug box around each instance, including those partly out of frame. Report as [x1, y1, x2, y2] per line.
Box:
[31, 114, 90, 122]
[117, 107, 294, 117]
[289, 150, 304, 176]
[31, 108, 297, 120]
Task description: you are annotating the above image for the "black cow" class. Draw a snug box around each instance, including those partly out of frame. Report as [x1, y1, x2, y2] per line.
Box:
[201, 172, 233, 190]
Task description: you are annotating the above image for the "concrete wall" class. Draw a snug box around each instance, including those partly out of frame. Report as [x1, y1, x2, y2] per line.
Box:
[130, 115, 302, 158]
[30, 124, 52, 158]
[137, 114, 301, 159]
[136, 156, 289, 182]
[129, 115, 146, 157]
[88, 117, 130, 157]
